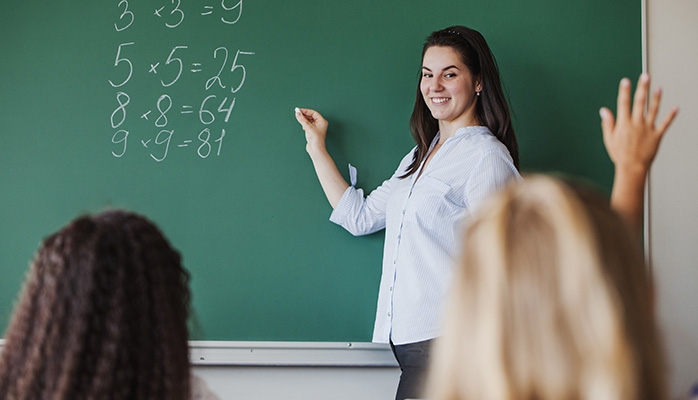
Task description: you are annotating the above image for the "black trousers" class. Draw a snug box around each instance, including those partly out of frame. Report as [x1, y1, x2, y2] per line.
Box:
[390, 339, 433, 400]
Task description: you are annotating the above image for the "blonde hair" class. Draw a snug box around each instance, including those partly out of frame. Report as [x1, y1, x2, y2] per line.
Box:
[426, 175, 666, 400]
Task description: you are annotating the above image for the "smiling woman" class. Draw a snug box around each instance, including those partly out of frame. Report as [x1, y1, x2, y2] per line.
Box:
[406, 26, 519, 179]
[420, 46, 482, 131]
[294, 26, 519, 400]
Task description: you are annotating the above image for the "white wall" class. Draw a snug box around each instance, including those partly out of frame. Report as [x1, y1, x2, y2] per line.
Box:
[647, 0, 698, 397]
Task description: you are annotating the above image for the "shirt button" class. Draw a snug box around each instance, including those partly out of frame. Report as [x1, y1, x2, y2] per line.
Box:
[387, 312, 391, 317]
[389, 287, 393, 292]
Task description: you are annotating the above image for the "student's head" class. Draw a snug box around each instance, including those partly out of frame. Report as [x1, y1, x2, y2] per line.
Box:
[407, 25, 519, 177]
[426, 175, 666, 400]
[0, 210, 192, 400]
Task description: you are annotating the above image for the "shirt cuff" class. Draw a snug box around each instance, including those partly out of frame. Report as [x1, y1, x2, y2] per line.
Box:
[330, 186, 364, 225]
[348, 163, 357, 187]
[329, 164, 361, 225]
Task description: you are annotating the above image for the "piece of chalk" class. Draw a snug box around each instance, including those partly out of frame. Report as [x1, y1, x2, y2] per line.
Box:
[294, 107, 300, 114]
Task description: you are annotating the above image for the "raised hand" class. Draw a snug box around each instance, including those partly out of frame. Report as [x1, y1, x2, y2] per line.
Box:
[601, 73, 678, 176]
[600, 73, 679, 234]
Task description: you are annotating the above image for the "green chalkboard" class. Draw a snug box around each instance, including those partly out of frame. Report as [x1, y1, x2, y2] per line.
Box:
[0, 0, 640, 341]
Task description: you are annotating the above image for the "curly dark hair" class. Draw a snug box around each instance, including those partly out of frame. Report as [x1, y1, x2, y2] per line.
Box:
[0, 210, 192, 400]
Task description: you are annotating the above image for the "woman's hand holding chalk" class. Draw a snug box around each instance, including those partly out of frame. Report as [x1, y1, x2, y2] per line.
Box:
[295, 107, 317, 126]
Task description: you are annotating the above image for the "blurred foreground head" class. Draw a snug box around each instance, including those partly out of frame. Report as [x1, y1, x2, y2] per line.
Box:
[0, 210, 191, 400]
[428, 175, 666, 400]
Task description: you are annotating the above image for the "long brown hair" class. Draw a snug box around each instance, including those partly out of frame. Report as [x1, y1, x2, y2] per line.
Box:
[426, 175, 666, 400]
[403, 25, 519, 178]
[0, 210, 192, 400]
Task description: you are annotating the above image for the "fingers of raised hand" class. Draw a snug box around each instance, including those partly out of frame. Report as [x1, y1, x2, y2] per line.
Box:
[645, 85, 663, 126]
[616, 77, 632, 121]
[631, 73, 650, 122]
[600, 107, 616, 142]
[633, 75, 678, 138]
[648, 86, 679, 138]
[656, 105, 679, 137]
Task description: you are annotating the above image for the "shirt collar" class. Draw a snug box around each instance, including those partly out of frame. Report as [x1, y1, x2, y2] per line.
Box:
[432, 126, 491, 147]
[454, 125, 491, 138]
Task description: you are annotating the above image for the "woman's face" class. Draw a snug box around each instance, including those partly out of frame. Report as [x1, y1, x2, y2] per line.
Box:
[420, 45, 481, 129]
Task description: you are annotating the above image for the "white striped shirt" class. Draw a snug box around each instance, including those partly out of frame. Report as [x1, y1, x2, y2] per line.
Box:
[330, 126, 520, 345]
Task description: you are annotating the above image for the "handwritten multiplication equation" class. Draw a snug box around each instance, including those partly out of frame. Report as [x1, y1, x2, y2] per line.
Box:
[108, 0, 253, 161]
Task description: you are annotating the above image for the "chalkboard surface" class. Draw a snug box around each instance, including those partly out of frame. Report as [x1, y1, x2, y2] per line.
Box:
[0, 0, 640, 341]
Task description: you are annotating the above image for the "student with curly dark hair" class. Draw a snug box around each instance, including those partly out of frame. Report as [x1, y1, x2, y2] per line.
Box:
[0, 210, 219, 400]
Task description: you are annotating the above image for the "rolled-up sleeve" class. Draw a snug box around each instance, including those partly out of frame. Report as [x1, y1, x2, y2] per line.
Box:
[329, 174, 392, 236]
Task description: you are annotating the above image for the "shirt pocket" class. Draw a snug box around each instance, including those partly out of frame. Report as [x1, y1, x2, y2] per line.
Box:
[406, 175, 463, 233]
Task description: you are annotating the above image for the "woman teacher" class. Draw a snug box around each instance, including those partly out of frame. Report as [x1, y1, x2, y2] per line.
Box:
[295, 25, 520, 400]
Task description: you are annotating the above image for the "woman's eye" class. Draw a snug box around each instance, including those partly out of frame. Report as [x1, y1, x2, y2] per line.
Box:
[445, 73, 456, 78]
[422, 73, 433, 78]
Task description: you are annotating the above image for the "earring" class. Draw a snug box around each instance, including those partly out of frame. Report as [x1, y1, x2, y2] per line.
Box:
[476, 91, 481, 97]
